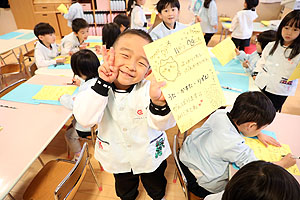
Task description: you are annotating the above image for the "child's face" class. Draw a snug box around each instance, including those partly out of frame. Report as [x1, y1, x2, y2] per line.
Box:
[136, 0, 146, 6]
[75, 27, 89, 42]
[113, 34, 150, 89]
[158, 4, 179, 28]
[241, 123, 268, 137]
[39, 33, 56, 45]
[281, 24, 300, 46]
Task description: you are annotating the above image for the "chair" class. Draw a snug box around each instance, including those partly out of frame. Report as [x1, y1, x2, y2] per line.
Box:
[0, 50, 18, 65]
[0, 78, 26, 97]
[27, 62, 38, 77]
[173, 134, 202, 200]
[23, 142, 101, 200]
[23, 43, 35, 62]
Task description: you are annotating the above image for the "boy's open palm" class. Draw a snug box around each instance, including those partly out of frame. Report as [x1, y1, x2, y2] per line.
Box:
[98, 46, 119, 83]
[149, 75, 166, 106]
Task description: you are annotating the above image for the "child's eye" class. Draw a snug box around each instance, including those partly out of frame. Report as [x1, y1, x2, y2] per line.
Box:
[121, 53, 129, 58]
[138, 62, 147, 68]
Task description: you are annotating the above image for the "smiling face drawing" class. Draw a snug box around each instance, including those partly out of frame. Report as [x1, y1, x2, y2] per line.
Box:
[159, 57, 179, 81]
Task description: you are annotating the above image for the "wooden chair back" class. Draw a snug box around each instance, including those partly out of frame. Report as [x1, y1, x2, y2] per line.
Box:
[0, 79, 26, 97]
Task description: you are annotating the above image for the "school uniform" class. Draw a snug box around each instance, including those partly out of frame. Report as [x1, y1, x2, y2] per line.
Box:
[130, 5, 147, 32]
[73, 78, 176, 199]
[60, 78, 97, 152]
[149, 21, 187, 41]
[34, 41, 59, 68]
[198, 0, 218, 44]
[204, 191, 224, 200]
[63, 2, 84, 27]
[179, 109, 257, 195]
[230, 9, 257, 50]
[60, 32, 81, 55]
[254, 41, 300, 111]
[236, 50, 260, 75]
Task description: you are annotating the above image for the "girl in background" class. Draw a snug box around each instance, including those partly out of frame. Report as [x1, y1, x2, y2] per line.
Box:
[128, 0, 147, 31]
[63, 0, 84, 27]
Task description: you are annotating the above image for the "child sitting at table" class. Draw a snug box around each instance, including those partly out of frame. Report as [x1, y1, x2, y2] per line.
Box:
[235, 30, 276, 76]
[61, 18, 89, 56]
[73, 29, 176, 200]
[179, 91, 296, 198]
[150, 0, 187, 41]
[34, 23, 65, 68]
[60, 49, 100, 161]
[205, 160, 300, 200]
[113, 14, 130, 32]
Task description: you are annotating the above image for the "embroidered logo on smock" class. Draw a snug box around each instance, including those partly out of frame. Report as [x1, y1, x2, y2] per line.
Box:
[98, 141, 103, 149]
[280, 77, 293, 85]
[155, 138, 165, 158]
[137, 109, 143, 115]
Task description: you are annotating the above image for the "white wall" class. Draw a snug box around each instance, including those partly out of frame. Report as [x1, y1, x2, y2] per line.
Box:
[0, 8, 17, 35]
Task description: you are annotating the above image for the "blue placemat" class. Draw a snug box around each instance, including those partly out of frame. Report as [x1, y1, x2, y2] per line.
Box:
[85, 39, 102, 43]
[0, 32, 23, 40]
[16, 32, 36, 40]
[217, 72, 249, 93]
[212, 58, 245, 74]
[48, 64, 71, 69]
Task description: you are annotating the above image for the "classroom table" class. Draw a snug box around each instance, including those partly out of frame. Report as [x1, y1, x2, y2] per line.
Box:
[230, 112, 300, 183]
[0, 29, 37, 55]
[0, 74, 73, 199]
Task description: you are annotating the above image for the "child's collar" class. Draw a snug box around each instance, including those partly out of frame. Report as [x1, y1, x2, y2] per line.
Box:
[226, 112, 240, 133]
[163, 21, 176, 30]
[39, 40, 52, 49]
[112, 83, 136, 93]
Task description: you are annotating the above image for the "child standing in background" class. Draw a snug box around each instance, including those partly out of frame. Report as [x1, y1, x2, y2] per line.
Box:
[63, 0, 84, 27]
[150, 0, 187, 41]
[102, 23, 121, 49]
[113, 14, 130, 32]
[73, 29, 176, 200]
[235, 30, 276, 76]
[230, 0, 259, 50]
[254, 10, 300, 112]
[195, 0, 218, 45]
[33, 23, 65, 68]
[128, 0, 147, 31]
[60, 18, 89, 56]
[60, 49, 100, 161]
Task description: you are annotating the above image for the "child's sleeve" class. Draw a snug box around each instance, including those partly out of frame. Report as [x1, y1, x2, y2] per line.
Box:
[253, 43, 271, 74]
[63, 6, 75, 20]
[229, 14, 238, 32]
[60, 94, 74, 110]
[133, 8, 145, 28]
[73, 78, 110, 128]
[61, 41, 78, 56]
[208, 1, 218, 27]
[34, 48, 56, 68]
[149, 30, 159, 41]
[236, 50, 249, 61]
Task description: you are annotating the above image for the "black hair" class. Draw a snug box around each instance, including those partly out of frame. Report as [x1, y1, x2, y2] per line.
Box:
[71, 18, 89, 33]
[229, 91, 276, 129]
[245, 0, 259, 10]
[113, 14, 130, 29]
[156, 0, 180, 13]
[257, 30, 276, 51]
[113, 29, 153, 48]
[204, 0, 213, 9]
[70, 49, 100, 80]
[34, 22, 55, 37]
[269, 10, 300, 60]
[222, 161, 300, 200]
[102, 23, 121, 49]
[127, 0, 136, 14]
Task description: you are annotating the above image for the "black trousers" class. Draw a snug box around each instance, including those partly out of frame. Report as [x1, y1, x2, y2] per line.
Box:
[179, 160, 212, 198]
[261, 88, 288, 112]
[231, 37, 250, 51]
[204, 33, 215, 45]
[113, 160, 167, 200]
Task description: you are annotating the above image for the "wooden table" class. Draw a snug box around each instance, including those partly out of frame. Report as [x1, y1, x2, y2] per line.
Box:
[0, 74, 72, 199]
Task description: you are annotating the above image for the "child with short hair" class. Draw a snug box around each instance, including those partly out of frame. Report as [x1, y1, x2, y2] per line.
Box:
[63, 0, 84, 27]
[60, 18, 89, 56]
[205, 160, 300, 200]
[230, 0, 259, 50]
[102, 23, 121, 49]
[128, 0, 147, 31]
[179, 91, 296, 198]
[34, 22, 65, 68]
[150, 0, 187, 41]
[254, 10, 300, 112]
[113, 14, 130, 32]
[60, 49, 100, 161]
[235, 30, 276, 76]
[73, 29, 176, 200]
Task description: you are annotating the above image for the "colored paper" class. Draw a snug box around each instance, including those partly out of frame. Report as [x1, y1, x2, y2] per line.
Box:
[143, 23, 226, 133]
[223, 23, 231, 29]
[217, 72, 249, 93]
[150, 11, 156, 24]
[0, 32, 23, 40]
[88, 42, 102, 48]
[244, 137, 300, 175]
[57, 4, 68, 14]
[288, 62, 300, 81]
[212, 58, 245, 74]
[16, 33, 36, 40]
[85, 39, 102, 43]
[261, 20, 270, 26]
[32, 85, 77, 101]
[211, 37, 236, 66]
[48, 64, 71, 69]
[220, 17, 232, 22]
[55, 55, 71, 64]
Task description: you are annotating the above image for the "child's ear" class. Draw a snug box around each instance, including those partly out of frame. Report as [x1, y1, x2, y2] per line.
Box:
[38, 35, 44, 41]
[158, 13, 162, 20]
[248, 122, 257, 129]
[144, 68, 152, 78]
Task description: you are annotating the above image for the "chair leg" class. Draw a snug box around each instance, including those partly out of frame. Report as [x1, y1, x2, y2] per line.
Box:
[98, 161, 104, 171]
[88, 160, 102, 191]
[7, 192, 15, 200]
[67, 144, 71, 159]
[173, 168, 178, 183]
[37, 156, 45, 166]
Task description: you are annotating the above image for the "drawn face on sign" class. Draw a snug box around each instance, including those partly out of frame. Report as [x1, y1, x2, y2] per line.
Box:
[159, 57, 179, 81]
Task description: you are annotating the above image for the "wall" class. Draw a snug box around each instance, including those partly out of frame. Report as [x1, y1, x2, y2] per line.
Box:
[0, 8, 17, 35]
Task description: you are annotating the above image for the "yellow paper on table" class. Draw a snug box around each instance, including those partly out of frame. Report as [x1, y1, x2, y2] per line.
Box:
[220, 17, 232, 22]
[223, 23, 231, 29]
[57, 4, 68, 14]
[150, 11, 157, 25]
[244, 137, 300, 175]
[288, 62, 300, 81]
[88, 42, 102, 48]
[143, 23, 226, 133]
[32, 85, 77, 101]
[261, 20, 270, 26]
[55, 55, 71, 64]
[211, 37, 236, 66]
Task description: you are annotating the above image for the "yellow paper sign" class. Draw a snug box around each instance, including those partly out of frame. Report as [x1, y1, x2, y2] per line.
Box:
[150, 11, 157, 25]
[261, 20, 270, 26]
[143, 23, 226, 133]
[288, 62, 300, 81]
[244, 137, 300, 175]
[55, 55, 71, 64]
[57, 4, 68, 14]
[211, 37, 236, 66]
[32, 85, 77, 101]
